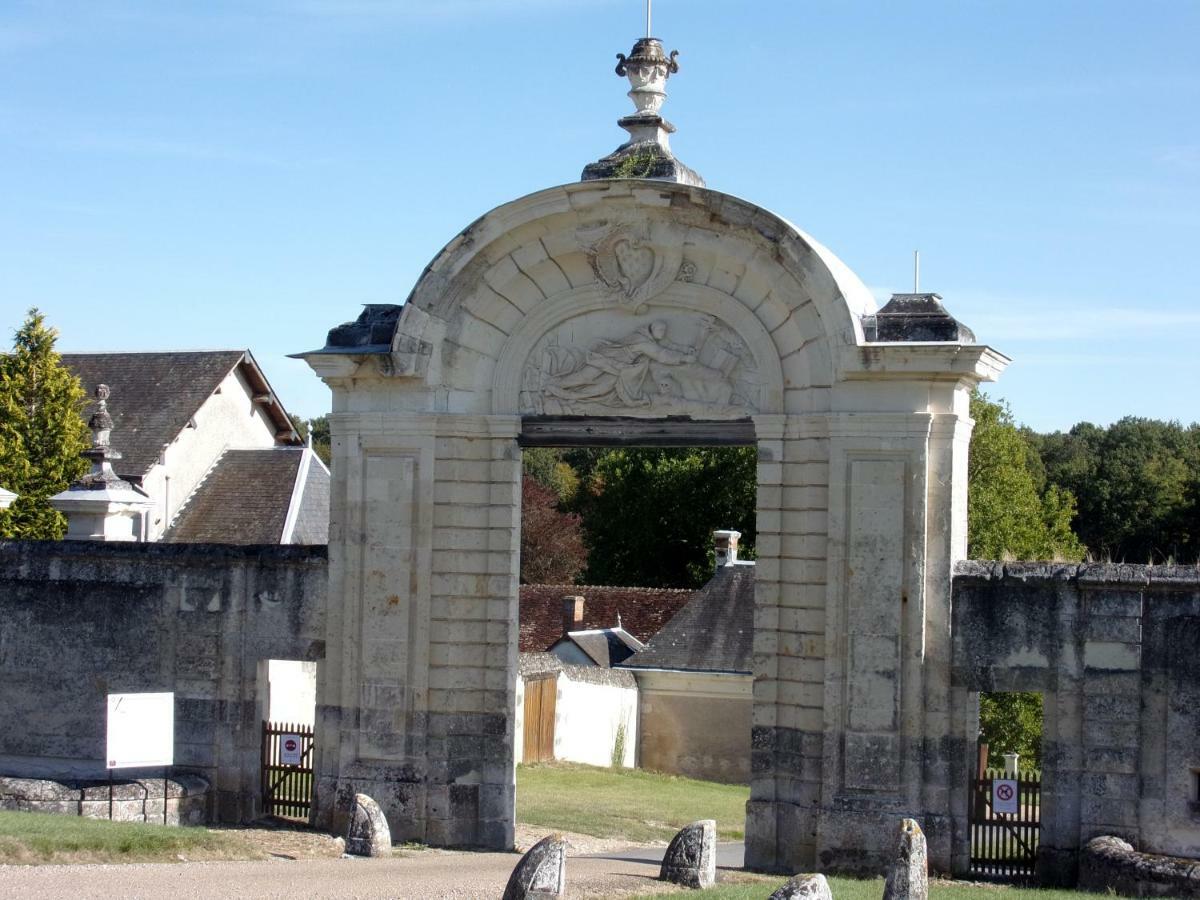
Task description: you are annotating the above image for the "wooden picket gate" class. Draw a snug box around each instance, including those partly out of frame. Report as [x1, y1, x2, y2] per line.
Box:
[968, 768, 1042, 881]
[261, 721, 315, 820]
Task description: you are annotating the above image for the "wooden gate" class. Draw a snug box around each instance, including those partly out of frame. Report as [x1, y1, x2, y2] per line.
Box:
[522, 676, 557, 764]
[261, 721, 314, 819]
[968, 768, 1041, 881]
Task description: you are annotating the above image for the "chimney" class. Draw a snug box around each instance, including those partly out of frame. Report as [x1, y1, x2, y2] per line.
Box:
[561, 595, 585, 637]
[713, 530, 741, 572]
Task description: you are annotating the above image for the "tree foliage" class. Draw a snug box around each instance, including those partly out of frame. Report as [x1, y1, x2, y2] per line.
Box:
[574, 447, 757, 589]
[520, 476, 587, 585]
[1029, 418, 1200, 562]
[968, 391, 1085, 561]
[0, 309, 90, 539]
[979, 691, 1043, 771]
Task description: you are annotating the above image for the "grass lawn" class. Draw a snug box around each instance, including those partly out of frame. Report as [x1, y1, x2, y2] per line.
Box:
[629, 875, 1090, 900]
[0, 810, 260, 865]
[516, 762, 749, 842]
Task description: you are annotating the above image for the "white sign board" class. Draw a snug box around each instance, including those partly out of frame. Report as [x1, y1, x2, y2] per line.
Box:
[106, 692, 174, 769]
[992, 778, 1019, 815]
[280, 734, 303, 766]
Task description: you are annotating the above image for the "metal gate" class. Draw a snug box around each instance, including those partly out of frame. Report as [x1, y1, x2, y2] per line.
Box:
[968, 768, 1042, 881]
[522, 676, 557, 764]
[261, 721, 314, 819]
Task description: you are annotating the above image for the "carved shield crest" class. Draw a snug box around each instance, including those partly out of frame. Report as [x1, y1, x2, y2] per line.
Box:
[578, 221, 685, 312]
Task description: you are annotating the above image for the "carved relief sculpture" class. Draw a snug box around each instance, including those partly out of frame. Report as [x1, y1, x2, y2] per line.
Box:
[521, 315, 760, 419]
[578, 221, 684, 313]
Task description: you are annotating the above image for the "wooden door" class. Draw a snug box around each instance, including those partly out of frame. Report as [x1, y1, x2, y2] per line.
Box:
[522, 677, 557, 763]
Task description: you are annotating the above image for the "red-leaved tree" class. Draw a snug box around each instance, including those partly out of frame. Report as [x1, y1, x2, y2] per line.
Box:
[520, 476, 587, 584]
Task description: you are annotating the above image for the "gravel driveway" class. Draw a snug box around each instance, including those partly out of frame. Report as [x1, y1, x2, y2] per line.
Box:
[0, 848, 680, 899]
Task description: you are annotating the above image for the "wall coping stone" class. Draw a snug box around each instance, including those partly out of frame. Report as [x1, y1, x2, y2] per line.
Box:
[1079, 835, 1200, 897]
[954, 560, 1200, 589]
[0, 539, 327, 566]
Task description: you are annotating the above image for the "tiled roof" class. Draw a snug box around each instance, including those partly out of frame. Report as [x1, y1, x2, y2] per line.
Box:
[164, 448, 321, 544]
[556, 627, 645, 668]
[518, 584, 694, 653]
[621, 565, 755, 673]
[61, 351, 298, 480]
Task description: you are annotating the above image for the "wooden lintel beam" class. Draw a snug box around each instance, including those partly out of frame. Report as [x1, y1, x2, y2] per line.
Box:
[518, 416, 756, 448]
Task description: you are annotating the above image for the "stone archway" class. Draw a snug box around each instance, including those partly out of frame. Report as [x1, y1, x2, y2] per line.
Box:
[300, 179, 1007, 872]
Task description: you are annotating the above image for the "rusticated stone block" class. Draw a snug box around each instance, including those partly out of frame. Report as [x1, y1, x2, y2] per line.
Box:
[882, 818, 928, 900]
[660, 819, 716, 889]
[345, 793, 391, 858]
[768, 872, 833, 900]
[502, 833, 566, 900]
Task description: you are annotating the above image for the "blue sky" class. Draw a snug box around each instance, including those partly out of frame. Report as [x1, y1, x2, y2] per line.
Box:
[2, 0, 1197, 431]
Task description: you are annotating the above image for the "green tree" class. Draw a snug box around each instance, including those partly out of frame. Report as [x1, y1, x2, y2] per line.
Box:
[1034, 418, 1199, 562]
[522, 447, 580, 506]
[0, 309, 90, 539]
[979, 692, 1043, 771]
[576, 447, 757, 588]
[968, 391, 1085, 561]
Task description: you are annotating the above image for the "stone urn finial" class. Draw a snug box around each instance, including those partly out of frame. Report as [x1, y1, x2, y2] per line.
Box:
[615, 38, 679, 116]
[79, 383, 128, 490]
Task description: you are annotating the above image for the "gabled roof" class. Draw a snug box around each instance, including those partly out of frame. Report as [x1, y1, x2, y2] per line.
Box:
[554, 627, 645, 668]
[61, 351, 300, 480]
[163, 448, 327, 544]
[621, 565, 756, 674]
[518, 584, 694, 653]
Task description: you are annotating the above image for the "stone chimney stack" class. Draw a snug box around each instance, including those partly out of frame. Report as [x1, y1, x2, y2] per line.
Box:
[562, 595, 585, 637]
[713, 530, 741, 572]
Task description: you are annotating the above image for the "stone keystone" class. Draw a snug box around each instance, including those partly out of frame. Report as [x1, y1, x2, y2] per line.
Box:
[768, 873, 833, 900]
[503, 833, 567, 900]
[345, 793, 391, 857]
[660, 819, 716, 889]
[882, 818, 928, 900]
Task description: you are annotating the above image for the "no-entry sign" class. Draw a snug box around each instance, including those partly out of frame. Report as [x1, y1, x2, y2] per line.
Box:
[280, 734, 303, 765]
[993, 778, 1019, 815]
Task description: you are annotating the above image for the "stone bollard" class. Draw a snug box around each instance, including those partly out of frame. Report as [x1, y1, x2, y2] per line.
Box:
[345, 793, 392, 857]
[768, 873, 833, 900]
[503, 833, 567, 900]
[660, 819, 716, 889]
[882, 818, 928, 900]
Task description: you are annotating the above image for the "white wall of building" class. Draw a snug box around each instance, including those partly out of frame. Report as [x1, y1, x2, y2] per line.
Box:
[554, 675, 638, 769]
[140, 364, 280, 540]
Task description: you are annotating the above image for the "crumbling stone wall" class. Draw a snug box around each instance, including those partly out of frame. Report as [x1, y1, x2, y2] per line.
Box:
[0, 540, 326, 823]
[951, 562, 1200, 884]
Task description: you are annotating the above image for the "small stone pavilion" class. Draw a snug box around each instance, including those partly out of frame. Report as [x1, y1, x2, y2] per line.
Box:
[297, 21, 1007, 873]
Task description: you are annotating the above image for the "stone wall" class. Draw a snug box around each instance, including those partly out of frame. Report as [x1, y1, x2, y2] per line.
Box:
[0, 540, 326, 823]
[634, 670, 752, 783]
[951, 562, 1200, 883]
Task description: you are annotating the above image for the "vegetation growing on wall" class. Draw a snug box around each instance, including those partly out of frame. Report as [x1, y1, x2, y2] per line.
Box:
[0, 309, 89, 540]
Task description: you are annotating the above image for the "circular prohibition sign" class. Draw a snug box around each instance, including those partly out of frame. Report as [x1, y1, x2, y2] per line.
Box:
[996, 783, 1015, 802]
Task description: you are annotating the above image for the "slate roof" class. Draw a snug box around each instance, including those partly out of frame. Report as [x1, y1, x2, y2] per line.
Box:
[518, 584, 694, 653]
[163, 448, 326, 544]
[61, 351, 299, 480]
[554, 627, 645, 668]
[621, 565, 756, 674]
[518, 652, 636, 688]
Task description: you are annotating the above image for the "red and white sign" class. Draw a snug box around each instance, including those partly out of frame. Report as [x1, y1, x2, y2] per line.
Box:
[280, 734, 303, 766]
[993, 778, 1019, 815]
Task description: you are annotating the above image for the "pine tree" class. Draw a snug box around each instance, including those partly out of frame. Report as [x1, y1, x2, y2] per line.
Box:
[0, 309, 90, 539]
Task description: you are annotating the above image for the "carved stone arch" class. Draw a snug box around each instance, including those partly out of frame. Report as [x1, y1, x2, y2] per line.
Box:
[302, 175, 1008, 876]
[391, 181, 876, 415]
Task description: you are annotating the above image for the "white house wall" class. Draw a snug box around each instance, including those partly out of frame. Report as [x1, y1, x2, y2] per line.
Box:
[554, 675, 637, 769]
[141, 365, 281, 540]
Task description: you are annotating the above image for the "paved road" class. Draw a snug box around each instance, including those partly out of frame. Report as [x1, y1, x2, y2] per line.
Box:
[587, 842, 745, 869]
[0, 849, 676, 899]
